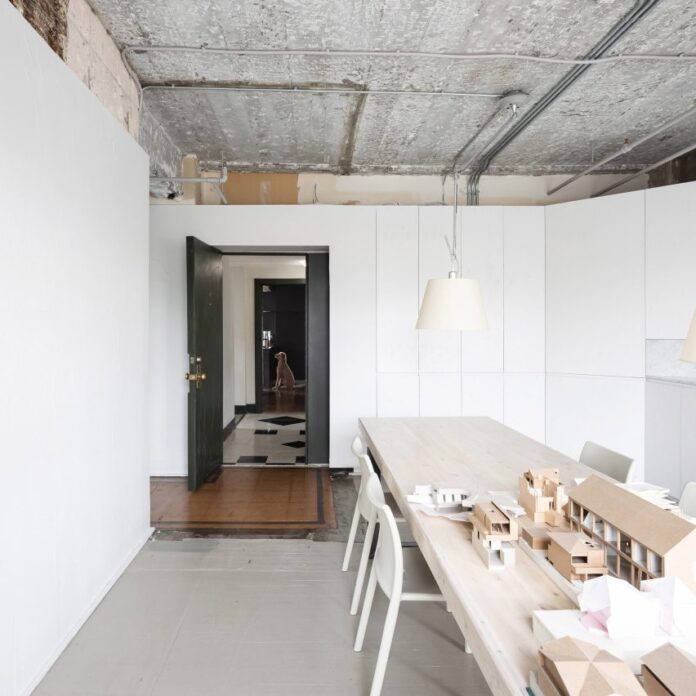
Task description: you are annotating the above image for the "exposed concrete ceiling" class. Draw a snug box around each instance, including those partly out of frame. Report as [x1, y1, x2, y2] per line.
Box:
[89, 0, 696, 175]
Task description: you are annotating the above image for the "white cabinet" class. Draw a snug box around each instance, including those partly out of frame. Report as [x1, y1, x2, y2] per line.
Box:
[645, 380, 682, 495]
[420, 373, 461, 416]
[459, 207, 504, 372]
[546, 193, 645, 378]
[645, 379, 696, 497]
[646, 181, 696, 339]
[546, 374, 645, 478]
[504, 373, 545, 442]
[376, 207, 419, 373]
[503, 207, 545, 373]
[377, 374, 419, 417]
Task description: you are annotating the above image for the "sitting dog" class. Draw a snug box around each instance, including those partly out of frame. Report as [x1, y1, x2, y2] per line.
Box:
[273, 351, 296, 390]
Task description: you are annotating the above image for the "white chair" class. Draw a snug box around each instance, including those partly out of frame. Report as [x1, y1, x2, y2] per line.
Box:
[341, 435, 396, 572]
[343, 437, 405, 616]
[354, 474, 445, 696]
[579, 441, 635, 483]
[679, 481, 696, 518]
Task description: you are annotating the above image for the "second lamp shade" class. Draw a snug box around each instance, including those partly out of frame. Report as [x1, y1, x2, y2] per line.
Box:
[416, 277, 487, 331]
[681, 309, 696, 363]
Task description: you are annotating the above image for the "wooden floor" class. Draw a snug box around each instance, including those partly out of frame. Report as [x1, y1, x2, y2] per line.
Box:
[151, 467, 335, 534]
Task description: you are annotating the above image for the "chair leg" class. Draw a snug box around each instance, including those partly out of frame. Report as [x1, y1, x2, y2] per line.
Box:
[350, 515, 376, 615]
[369, 595, 401, 696]
[354, 564, 377, 652]
[342, 501, 360, 571]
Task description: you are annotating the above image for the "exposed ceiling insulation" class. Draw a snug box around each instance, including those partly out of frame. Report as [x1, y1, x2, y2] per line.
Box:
[89, 0, 696, 175]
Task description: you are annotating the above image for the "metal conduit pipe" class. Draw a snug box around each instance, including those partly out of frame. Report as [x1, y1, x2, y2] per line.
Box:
[547, 104, 696, 196]
[123, 45, 696, 67]
[150, 167, 228, 202]
[464, 0, 663, 205]
[141, 84, 501, 99]
[592, 141, 696, 197]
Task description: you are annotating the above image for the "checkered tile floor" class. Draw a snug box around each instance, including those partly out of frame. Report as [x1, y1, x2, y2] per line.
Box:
[223, 412, 306, 466]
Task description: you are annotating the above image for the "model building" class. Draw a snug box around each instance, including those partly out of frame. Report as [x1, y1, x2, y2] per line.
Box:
[546, 532, 608, 583]
[471, 502, 517, 570]
[538, 636, 646, 696]
[641, 643, 696, 696]
[518, 468, 568, 527]
[568, 475, 696, 592]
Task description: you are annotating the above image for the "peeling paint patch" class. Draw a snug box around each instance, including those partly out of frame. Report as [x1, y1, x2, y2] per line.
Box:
[9, 0, 68, 58]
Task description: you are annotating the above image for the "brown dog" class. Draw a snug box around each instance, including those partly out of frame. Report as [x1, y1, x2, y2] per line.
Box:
[273, 351, 296, 390]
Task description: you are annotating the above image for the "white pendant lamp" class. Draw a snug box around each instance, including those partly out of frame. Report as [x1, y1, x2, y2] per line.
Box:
[680, 309, 696, 363]
[416, 175, 487, 331]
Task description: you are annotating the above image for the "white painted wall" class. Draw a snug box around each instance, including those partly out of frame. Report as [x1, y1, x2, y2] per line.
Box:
[150, 206, 377, 474]
[0, 5, 151, 696]
[222, 255, 305, 424]
[150, 204, 547, 474]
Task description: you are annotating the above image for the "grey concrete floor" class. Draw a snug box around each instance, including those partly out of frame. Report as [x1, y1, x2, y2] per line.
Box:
[33, 538, 492, 696]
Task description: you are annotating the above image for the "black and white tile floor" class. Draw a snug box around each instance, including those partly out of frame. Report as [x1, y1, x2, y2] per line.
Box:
[223, 412, 307, 466]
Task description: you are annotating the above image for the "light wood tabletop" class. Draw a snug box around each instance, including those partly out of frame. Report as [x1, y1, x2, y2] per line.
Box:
[359, 417, 596, 696]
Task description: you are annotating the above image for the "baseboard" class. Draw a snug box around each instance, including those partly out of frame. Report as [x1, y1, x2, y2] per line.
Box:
[234, 404, 259, 414]
[223, 418, 237, 439]
[21, 525, 154, 696]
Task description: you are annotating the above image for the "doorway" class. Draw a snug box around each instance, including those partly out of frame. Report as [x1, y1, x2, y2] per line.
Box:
[219, 252, 329, 469]
[223, 258, 308, 466]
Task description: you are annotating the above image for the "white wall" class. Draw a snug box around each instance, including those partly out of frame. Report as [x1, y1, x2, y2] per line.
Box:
[150, 204, 546, 475]
[149, 206, 377, 474]
[222, 256, 305, 424]
[0, 5, 151, 696]
[545, 192, 646, 477]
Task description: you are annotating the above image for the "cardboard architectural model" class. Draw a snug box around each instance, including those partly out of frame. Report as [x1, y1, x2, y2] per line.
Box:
[547, 532, 608, 583]
[471, 502, 517, 570]
[641, 643, 696, 696]
[537, 636, 646, 696]
[407, 484, 469, 513]
[568, 476, 696, 592]
[519, 468, 568, 527]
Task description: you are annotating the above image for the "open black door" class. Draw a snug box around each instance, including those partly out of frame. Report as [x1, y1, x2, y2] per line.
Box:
[186, 236, 223, 491]
[306, 253, 329, 464]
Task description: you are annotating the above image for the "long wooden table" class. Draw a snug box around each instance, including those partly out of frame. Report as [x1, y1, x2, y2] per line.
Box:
[359, 417, 596, 696]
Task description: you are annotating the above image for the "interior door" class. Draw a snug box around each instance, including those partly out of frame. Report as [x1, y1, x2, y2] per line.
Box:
[186, 236, 223, 491]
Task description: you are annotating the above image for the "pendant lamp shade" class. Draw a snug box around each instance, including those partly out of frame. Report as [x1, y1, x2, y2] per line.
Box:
[416, 276, 487, 330]
[681, 309, 696, 363]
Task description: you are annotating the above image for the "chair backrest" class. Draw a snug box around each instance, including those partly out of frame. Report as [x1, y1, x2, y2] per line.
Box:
[351, 435, 366, 458]
[579, 441, 635, 483]
[680, 481, 696, 518]
[356, 453, 376, 519]
[365, 474, 403, 601]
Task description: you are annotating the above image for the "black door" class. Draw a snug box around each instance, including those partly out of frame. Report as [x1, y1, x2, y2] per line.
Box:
[306, 253, 329, 464]
[186, 236, 223, 491]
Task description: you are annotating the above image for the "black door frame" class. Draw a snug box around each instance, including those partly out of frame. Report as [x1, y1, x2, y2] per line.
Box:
[253, 277, 307, 412]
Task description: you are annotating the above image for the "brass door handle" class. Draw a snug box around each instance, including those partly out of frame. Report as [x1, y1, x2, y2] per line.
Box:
[185, 365, 207, 389]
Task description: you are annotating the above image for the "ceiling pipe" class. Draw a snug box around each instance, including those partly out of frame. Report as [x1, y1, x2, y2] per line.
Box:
[452, 92, 528, 176]
[141, 84, 501, 99]
[463, 0, 664, 205]
[149, 167, 228, 202]
[547, 104, 696, 196]
[592, 141, 696, 197]
[123, 45, 696, 67]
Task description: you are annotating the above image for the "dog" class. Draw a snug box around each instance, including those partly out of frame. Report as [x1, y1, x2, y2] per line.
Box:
[273, 351, 296, 390]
